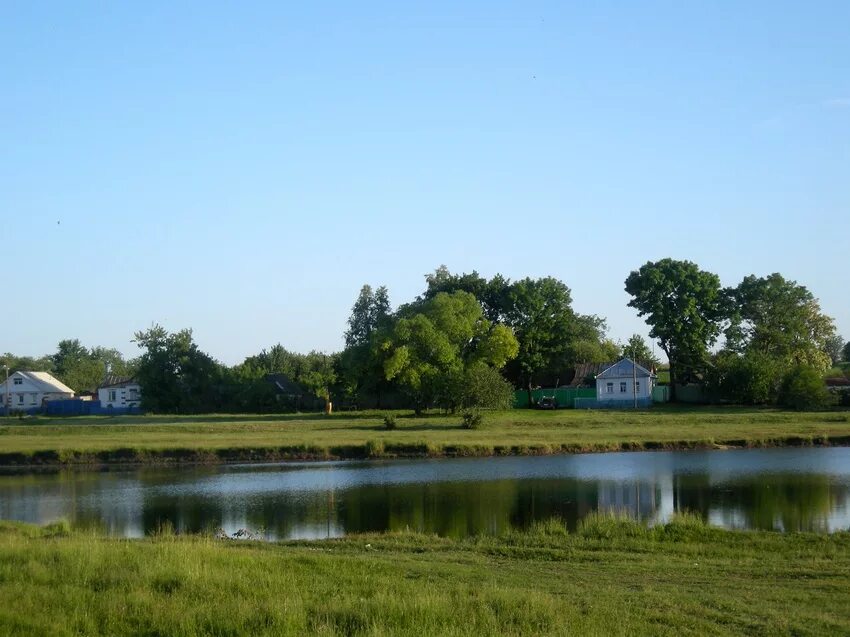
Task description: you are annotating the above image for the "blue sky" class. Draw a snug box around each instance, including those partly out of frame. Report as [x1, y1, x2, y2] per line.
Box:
[2, 1, 848, 364]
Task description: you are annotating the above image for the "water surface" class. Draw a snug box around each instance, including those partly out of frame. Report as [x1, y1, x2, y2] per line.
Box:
[1, 447, 849, 539]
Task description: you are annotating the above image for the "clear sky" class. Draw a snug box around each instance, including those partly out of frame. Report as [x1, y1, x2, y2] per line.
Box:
[2, 1, 848, 364]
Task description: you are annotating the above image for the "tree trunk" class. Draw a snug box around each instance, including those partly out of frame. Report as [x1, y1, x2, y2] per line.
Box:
[668, 362, 678, 403]
[526, 380, 533, 409]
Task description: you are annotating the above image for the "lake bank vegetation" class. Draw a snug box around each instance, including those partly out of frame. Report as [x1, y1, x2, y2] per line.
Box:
[1, 514, 848, 635]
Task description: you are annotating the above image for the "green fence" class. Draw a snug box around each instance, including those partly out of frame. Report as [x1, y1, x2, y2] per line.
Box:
[513, 388, 597, 408]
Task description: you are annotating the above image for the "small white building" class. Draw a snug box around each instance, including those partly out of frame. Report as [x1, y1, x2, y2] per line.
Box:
[98, 376, 142, 410]
[595, 358, 656, 406]
[0, 371, 75, 412]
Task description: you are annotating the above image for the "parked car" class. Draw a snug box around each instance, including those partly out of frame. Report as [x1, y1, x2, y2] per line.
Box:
[537, 396, 557, 409]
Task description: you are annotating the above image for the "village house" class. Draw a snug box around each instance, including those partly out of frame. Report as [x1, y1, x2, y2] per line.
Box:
[0, 371, 74, 413]
[97, 376, 142, 410]
[594, 358, 656, 407]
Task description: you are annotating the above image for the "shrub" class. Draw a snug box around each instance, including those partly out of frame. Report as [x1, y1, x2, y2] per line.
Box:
[365, 439, 385, 457]
[461, 412, 483, 429]
[778, 365, 833, 410]
[578, 511, 647, 539]
[461, 364, 515, 411]
[707, 352, 783, 405]
[383, 414, 397, 430]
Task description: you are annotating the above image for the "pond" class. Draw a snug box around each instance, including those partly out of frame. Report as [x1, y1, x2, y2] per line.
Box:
[1, 447, 849, 539]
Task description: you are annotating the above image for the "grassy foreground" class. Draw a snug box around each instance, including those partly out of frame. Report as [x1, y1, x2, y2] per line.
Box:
[0, 516, 848, 636]
[1, 407, 849, 465]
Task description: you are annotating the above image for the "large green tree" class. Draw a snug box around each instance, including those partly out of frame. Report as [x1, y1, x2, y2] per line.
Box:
[502, 276, 615, 400]
[344, 285, 391, 348]
[339, 284, 393, 407]
[625, 259, 725, 401]
[133, 325, 225, 413]
[416, 268, 614, 398]
[381, 291, 518, 413]
[726, 273, 836, 372]
[421, 266, 512, 323]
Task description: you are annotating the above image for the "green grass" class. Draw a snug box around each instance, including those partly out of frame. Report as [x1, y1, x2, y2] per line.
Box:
[0, 516, 848, 635]
[1, 406, 849, 465]
[0, 407, 850, 464]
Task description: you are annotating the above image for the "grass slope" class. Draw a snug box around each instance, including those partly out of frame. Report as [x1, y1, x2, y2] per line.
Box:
[0, 516, 848, 636]
[1, 407, 849, 465]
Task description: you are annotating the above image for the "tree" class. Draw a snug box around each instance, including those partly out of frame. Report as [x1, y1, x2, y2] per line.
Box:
[50, 340, 134, 392]
[381, 291, 518, 413]
[726, 273, 836, 372]
[625, 259, 725, 401]
[421, 266, 511, 322]
[133, 325, 225, 413]
[825, 335, 845, 365]
[778, 365, 832, 410]
[502, 277, 582, 401]
[461, 363, 515, 411]
[340, 284, 393, 407]
[622, 334, 661, 368]
[344, 285, 391, 348]
[844, 341, 850, 364]
[416, 268, 614, 398]
[707, 350, 784, 405]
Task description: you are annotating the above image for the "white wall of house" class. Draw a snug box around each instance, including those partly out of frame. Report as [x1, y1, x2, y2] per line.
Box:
[98, 383, 142, 409]
[0, 372, 74, 410]
[595, 376, 654, 402]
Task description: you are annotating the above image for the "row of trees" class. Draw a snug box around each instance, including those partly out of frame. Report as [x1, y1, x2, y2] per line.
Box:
[4, 262, 845, 412]
[625, 259, 844, 407]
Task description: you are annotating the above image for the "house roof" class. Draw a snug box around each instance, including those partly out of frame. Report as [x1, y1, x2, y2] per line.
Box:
[265, 373, 305, 396]
[99, 375, 138, 389]
[5, 371, 74, 394]
[595, 358, 656, 380]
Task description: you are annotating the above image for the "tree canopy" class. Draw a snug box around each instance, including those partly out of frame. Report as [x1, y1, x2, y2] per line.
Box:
[625, 259, 725, 400]
[725, 273, 836, 372]
[381, 291, 518, 413]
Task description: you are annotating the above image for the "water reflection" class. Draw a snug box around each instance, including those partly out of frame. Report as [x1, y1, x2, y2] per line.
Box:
[1, 448, 849, 539]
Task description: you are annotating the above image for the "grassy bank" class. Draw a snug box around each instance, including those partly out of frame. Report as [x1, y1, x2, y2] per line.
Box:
[0, 516, 848, 635]
[1, 407, 849, 466]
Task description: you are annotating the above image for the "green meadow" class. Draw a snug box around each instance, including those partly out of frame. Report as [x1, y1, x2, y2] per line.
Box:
[1, 406, 849, 465]
[1, 515, 848, 636]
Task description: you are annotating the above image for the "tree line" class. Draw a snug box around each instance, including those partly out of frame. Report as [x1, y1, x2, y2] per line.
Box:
[3, 261, 846, 412]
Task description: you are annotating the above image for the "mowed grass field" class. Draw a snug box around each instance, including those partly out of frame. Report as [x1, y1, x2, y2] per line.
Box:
[1, 406, 849, 464]
[1, 515, 848, 636]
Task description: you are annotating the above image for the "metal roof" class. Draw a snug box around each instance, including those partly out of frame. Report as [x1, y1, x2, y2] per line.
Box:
[3, 371, 75, 394]
[595, 358, 656, 380]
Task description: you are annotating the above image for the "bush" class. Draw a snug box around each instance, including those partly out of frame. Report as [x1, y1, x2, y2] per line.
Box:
[383, 414, 397, 430]
[778, 365, 833, 410]
[461, 364, 515, 411]
[461, 412, 483, 429]
[707, 352, 782, 405]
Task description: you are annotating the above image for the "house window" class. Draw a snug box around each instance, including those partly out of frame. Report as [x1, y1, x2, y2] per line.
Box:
[620, 382, 627, 393]
[606, 382, 614, 394]
[17, 395, 24, 405]
[13, 377, 22, 385]
[109, 390, 117, 402]
[30, 394, 37, 405]
[635, 381, 641, 393]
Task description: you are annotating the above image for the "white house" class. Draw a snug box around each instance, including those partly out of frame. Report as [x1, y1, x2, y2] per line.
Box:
[595, 358, 656, 406]
[98, 376, 142, 409]
[0, 371, 74, 412]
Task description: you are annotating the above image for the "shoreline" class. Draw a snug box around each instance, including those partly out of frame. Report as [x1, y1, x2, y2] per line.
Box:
[3, 432, 850, 468]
